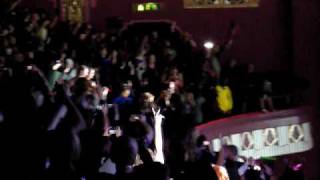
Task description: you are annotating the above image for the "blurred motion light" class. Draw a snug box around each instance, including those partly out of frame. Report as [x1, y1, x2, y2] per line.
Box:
[204, 41, 214, 49]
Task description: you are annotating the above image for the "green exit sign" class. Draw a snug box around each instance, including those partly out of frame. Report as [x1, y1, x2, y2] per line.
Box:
[134, 2, 161, 12]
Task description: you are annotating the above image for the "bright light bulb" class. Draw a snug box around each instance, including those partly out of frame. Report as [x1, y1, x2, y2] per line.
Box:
[204, 41, 214, 49]
[137, 4, 145, 11]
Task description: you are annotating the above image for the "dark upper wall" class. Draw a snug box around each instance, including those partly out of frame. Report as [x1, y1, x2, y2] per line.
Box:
[20, 0, 55, 11]
[292, 0, 320, 109]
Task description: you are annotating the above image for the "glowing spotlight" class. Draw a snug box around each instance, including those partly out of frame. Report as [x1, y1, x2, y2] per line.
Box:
[137, 4, 145, 11]
[204, 41, 214, 49]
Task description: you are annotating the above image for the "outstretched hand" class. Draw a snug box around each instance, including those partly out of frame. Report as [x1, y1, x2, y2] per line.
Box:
[152, 107, 165, 164]
[152, 107, 165, 124]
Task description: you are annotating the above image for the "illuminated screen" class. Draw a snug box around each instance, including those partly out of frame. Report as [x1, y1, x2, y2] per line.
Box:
[134, 2, 161, 12]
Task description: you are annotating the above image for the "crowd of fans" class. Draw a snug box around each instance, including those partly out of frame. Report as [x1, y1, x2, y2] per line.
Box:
[0, 3, 307, 180]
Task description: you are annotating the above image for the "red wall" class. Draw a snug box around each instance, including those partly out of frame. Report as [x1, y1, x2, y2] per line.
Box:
[20, 0, 55, 11]
[90, 0, 289, 71]
[292, 0, 320, 109]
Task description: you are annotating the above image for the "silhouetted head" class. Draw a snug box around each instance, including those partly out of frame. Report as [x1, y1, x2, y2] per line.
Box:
[110, 136, 138, 170]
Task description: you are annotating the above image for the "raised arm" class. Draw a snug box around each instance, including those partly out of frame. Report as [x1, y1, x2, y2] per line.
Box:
[8, 0, 21, 12]
[152, 107, 165, 164]
[63, 87, 86, 133]
[47, 104, 68, 131]
[30, 65, 52, 95]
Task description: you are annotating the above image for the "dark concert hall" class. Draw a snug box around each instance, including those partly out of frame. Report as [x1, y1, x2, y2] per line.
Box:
[0, 0, 319, 179]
